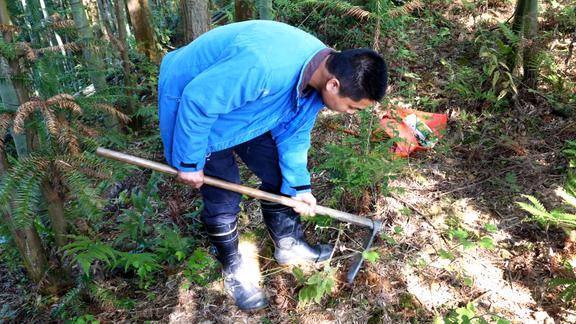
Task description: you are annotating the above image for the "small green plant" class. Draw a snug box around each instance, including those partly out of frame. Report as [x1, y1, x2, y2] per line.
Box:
[64, 236, 161, 288]
[517, 140, 576, 302]
[64, 236, 119, 275]
[438, 302, 510, 324]
[550, 276, 576, 302]
[293, 266, 336, 306]
[362, 249, 380, 263]
[153, 226, 192, 265]
[444, 23, 520, 110]
[116, 190, 154, 246]
[119, 252, 161, 289]
[65, 314, 100, 324]
[183, 248, 220, 286]
[320, 110, 404, 201]
[517, 189, 576, 230]
[448, 228, 476, 249]
[445, 224, 496, 252]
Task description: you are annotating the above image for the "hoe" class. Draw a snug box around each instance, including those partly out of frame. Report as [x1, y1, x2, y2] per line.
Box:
[96, 147, 383, 283]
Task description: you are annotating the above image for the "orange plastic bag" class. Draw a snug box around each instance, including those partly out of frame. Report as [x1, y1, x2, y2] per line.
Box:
[379, 108, 448, 157]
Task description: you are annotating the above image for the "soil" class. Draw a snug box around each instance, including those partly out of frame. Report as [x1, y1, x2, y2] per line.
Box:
[1, 1, 575, 323]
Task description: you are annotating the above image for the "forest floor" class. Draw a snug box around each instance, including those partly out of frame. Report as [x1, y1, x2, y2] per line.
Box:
[1, 1, 575, 323]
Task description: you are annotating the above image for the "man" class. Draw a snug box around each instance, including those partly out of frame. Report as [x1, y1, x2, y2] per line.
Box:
[158, 20, 387, 311]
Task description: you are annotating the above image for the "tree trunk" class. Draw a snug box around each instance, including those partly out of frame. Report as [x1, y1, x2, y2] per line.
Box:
[235, 0, 253, 22]
[115, 0, 139, 127]
[69, 0, 107, 91]
[507, 0, 527, 73]
[70, 0, 120, 130]
[255, 0, 274, 20]
[522, 0, 538, 90]
[97, 0, 117, 39]
[180, 0, 209, 44]
[126, 0, 161, 63]
[0, 152, 53, 291]
[41, 178, 68, 248]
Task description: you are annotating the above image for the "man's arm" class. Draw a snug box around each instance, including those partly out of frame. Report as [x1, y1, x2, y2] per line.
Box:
[275, 116, 318, 216]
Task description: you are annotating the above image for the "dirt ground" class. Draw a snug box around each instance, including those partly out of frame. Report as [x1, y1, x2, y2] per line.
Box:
[1, 1, 575, 323]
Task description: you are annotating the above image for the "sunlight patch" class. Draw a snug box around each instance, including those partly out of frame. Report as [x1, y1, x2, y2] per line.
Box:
[403, 266, 455, 309]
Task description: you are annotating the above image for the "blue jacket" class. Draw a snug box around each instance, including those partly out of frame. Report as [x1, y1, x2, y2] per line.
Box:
[158, 21, 327, 196]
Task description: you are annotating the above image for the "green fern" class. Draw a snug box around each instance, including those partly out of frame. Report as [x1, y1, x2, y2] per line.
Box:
[118, 252, 161, 288]
[517, 193, 576, 229]
[50, 285, 85, 319]
[550, 277, 576, 302]
[183, 248, 220, 286]
[58, 166, 104, 221]
[0, 157, 48, 227]
[0, 38, 17, 60]
[296, 266, 336, 305]
[63, 236, 119, 275]
[153, 226, 192, 264]
[87, 282, 135, 310]
[13, 169, 44, 228]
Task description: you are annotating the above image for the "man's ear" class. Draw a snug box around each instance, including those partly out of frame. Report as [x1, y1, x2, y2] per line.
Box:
[325, 77, 340, 94]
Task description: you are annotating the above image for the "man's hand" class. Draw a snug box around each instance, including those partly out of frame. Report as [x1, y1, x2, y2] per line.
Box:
[176, 170, 204, 188]
[292, 192, 316, 217]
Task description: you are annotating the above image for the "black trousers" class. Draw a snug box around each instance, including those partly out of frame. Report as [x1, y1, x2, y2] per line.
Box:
[200, 132, 283, 226]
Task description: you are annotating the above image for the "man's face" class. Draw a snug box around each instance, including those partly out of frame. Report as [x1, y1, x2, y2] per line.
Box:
[321, 78, 374, 114]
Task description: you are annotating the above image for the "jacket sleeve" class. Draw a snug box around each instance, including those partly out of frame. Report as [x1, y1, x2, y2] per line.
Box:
[171, 53, 269, 172]
[276, 116, 317, 196]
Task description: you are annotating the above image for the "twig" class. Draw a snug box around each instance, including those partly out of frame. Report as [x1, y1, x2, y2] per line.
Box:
[328, 224, 344, 262]
[431, 168, 516, 200]
[565, 29, 575, 65]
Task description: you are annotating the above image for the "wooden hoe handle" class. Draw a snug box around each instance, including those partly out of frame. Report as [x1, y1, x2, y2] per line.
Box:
[96, 147, 375, 228]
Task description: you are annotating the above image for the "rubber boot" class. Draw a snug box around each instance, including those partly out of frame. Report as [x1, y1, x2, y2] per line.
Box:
[260, 201, 333, 265]
[205, 222, 268, 311]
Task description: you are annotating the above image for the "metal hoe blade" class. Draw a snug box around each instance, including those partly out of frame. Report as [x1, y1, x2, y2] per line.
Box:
[346, 220, 383, 283]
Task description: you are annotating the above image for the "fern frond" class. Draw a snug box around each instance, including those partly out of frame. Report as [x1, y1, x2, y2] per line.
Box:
[0, 156, 47, 215]
[12, 167, 46, 228]
[59, 153, 111, 179]
[522, 194, 548, 212]
[56, 163, 103, 221]
[37, 42, 82, 54]
[17, 42, 36, 61]
[50, 285, 84, 318]
[389, 0, 422, 18]
[499, 23, 519, 44]
[55, 119, 80, 155]
[556, 187, 576, 209]
[525, 50, 549, 71]
[0, 113, 12, 150]
[76, 121, 99, 137]
[49, 13, 76, 30]
[299, 0, 375, 21]
[38, 104, 58, 136]
[13, 99, 41, 134]
[0, 24, 20, 34]
[93, 104, 131, 124]
[63, 235, 119, 275]
[516, 201, 550, 221]
[0, 38, 17, 60]
[46, 94, 83, 114]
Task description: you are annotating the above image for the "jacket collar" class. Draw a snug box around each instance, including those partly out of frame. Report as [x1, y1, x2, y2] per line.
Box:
[293, 47, 334, 107]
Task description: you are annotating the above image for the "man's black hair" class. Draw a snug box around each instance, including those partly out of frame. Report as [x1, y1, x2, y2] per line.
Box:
[325, 49, 388, 102]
